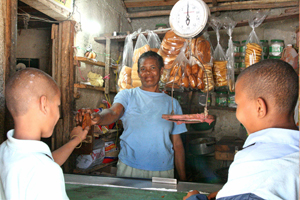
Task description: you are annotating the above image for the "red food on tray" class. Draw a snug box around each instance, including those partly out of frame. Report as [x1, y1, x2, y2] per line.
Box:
[162, 113, 215, 125]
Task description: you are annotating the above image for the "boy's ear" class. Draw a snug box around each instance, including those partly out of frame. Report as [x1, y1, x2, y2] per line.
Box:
[39, 95, 48, 114]
[256, 97, 267, 118]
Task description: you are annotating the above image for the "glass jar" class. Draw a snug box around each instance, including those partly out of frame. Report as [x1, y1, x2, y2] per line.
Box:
[239, 40, 247, 57]
[269, 39, 284, 57]
[216, 91, 228, 107]
[260, 40, 269, 59]
[233, 41, 240, 57]
[199, 92, 211, 106]
[228, 92, 237, 108]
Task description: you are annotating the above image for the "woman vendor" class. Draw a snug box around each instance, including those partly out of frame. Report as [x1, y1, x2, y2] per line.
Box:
[76, 51, 187, 180]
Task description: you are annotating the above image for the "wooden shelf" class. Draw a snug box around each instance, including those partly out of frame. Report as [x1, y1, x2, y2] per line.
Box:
[94, 28, 171, 43]
[75, 56, 118, 69]
[207, 106, 236, 111]
[74, 83, 117, 93]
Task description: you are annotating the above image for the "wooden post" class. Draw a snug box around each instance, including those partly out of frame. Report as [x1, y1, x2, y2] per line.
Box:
[0, 0, 17, 143]
[51, 21, 75, 172]
[105, 38, 111, 94]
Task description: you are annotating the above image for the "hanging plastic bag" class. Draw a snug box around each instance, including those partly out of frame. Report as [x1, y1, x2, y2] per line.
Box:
[118, 32, 137, 91]
[158, 30, 186, 84]
[210, 16, 228, 88]
[245, 10, 268, 68]
[223, 16, 237, 92]
[132, 30, 151, 88]
[166, 42, 189, 89]
[147, 30, 161, 53]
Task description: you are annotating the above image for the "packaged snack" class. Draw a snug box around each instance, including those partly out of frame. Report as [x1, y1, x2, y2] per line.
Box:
[210, 16, 228, 88]
[158, 30, 186, 84]
[132, 32, 151, 88]
[118, 32, 137, 91]
[223, 16, 237, 92]
[245, 11, 268, 68]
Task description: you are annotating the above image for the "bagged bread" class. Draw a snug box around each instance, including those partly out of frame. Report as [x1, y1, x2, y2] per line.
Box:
[118, 33, 137, 91]
[223, 16, 237, 92]
[210, 16, 228, 88]
[158, 30, 186, 84]
[245, 11, 268, 68]
[131, 32, 150, 88]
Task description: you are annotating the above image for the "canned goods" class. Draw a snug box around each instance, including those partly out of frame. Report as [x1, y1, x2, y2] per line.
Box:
[216, 91, 228, 107]
[228, 92, 237, 108]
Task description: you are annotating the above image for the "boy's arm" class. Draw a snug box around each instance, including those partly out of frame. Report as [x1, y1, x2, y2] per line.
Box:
[172, 134, 186, 181]
[52, 126, 89, 166]
[76, 103, 124, 126]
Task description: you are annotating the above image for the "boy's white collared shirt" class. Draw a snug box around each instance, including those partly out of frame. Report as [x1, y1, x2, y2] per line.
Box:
[0, 130, 69, 200]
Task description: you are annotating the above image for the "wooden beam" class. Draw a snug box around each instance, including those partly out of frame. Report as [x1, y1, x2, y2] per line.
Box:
[124, 0, 234, 8]
[210, 0, 299, 12]
[127, 0, 299, 18]
[20, 0, 71, 21]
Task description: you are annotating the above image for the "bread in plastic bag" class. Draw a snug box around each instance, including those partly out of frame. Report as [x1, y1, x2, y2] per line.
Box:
[210, 16, 228, 88]
[118, 32, 137, 91]
[223, 16, 237, 92]
[245, 11, 268, 68]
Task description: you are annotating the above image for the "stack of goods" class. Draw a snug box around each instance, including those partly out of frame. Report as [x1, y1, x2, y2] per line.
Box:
[245, 43, 262, 68]
[158, 30, 186, 83]
[213, 61, 228, 87]
[118, 33, 136, 91]
[210, 16, 228, 88]
[118, 66, 132, 90]
[202, 63, 215, 92]
[132, 34, 151, 88]
[244, 11, 267, 68]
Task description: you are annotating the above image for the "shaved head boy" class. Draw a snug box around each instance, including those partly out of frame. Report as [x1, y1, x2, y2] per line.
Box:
[0, 68, 89, 199]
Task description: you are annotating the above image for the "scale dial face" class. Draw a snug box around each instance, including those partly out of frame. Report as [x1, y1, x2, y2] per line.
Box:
[169, 0, 210, 38]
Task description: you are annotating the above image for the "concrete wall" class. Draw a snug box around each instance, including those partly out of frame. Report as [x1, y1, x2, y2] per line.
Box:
[73, 0, 132, 110]
[17, 29, 51, 74]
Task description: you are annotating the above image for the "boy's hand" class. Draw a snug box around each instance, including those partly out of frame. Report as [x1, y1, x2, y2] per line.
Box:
[70, 126, 90, 143]
[183, 190, 200, 200]
[75, 108, 100, 126]
[207, 191, 219, 200]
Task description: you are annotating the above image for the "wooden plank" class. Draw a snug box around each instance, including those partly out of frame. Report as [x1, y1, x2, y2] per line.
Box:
[127, 0, 299, 18]
[124, 0, 233, 8]
[105, 38, 111, 95]
[75, 56, 105, 67]
[20, 0, 70, 20]
[74, 83, 106, 91]
[210, 1, 299, 12]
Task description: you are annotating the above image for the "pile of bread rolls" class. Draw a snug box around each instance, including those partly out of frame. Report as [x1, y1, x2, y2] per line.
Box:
[158, 30, 186, 83]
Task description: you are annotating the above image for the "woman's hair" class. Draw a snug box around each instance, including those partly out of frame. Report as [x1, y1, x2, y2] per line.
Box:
[237, 59, 299, 115]
[137, 51, 164, 72]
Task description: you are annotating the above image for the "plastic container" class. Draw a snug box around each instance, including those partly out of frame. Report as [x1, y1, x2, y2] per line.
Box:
[199, 92, 211, 106]
[233, 41, 240, 57]
[239, 40, 246, 57]
[281, 44, 298, 72]
[260, 40, 269, 59]
[216, 91, 228, 107]
[269, 39, 284, 57]
[228, 92, 237, 108]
